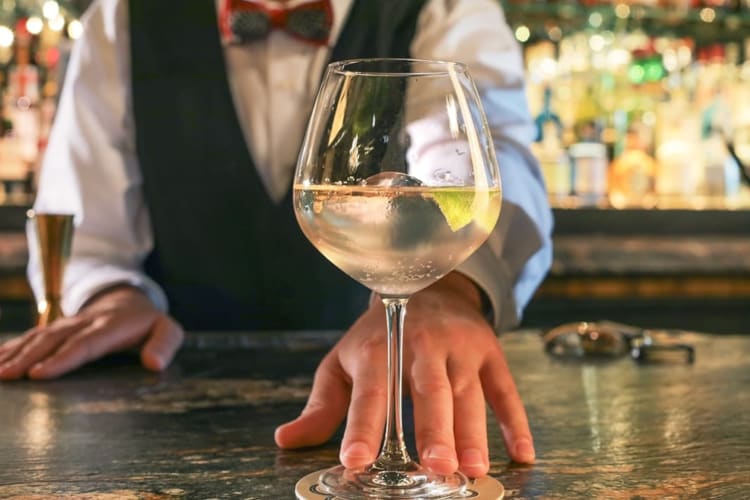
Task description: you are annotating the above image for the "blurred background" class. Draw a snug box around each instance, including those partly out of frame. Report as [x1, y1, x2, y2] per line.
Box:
[0, 0, 747, 333]
[499, 0, 750, 334]
[505, 0, 750, 210]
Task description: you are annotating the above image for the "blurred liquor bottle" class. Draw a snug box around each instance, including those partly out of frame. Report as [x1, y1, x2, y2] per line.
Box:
[699, 45, 742, 206]
[532, 85, 573, 204]
[609, 128, 658, 208]
[0, 19, 40, 205]
[732, 38, 750, 170]
[513, 0, 750, 208]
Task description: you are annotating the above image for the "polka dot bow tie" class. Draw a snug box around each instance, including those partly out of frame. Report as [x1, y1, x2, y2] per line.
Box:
[220, 0, 333, 46]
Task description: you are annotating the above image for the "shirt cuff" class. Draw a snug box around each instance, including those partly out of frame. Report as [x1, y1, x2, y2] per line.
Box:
[456, 244, 517, 333]
[64, 261, 168, 315]
[27, 256, 168, 316]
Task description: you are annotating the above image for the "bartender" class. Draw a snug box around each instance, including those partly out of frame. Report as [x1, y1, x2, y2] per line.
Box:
[0, 0, 552, 478]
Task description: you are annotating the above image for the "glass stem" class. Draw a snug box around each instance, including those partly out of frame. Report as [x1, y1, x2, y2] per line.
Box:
[371, 297, 415, 471]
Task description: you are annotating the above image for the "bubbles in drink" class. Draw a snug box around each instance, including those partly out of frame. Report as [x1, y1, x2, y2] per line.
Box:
[294, 184, 500, 296]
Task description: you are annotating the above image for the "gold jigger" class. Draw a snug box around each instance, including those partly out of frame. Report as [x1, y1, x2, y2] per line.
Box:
[29, 211, 75, 327]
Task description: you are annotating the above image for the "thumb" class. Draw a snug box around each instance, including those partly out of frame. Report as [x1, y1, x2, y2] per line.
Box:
[140, 315, 184, 371]
[275, 353, 350, 449]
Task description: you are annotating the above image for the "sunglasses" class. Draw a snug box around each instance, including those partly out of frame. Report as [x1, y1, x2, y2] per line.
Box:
[543, 321, 695, 364]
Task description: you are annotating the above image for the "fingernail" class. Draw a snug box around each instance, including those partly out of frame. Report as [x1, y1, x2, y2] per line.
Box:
[143, 352, 165, 371]
[460, 448, 486, 469]
[341, 441, 371, 463]
[152, 354, 165, 370]
[424, 444, 457, 465]
[513, 438, 535, 463]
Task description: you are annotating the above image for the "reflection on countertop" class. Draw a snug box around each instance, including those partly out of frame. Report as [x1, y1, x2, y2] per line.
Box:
[0, 329, 748, 498]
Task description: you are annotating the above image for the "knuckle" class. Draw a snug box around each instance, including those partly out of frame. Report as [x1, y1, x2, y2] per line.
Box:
[451, 375, 481, 400]
[407, 326, 434, 351]
[410, 375, 451, 397]
[88, 314, 114, 331]
[63, 313, 93, 329]
[357, 335, 385, 359]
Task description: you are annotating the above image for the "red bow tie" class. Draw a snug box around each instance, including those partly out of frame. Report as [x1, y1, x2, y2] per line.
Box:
[220, 0, 333, 46]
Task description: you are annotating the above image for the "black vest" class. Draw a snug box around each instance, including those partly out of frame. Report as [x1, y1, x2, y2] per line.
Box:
[128, 0, 426, 330]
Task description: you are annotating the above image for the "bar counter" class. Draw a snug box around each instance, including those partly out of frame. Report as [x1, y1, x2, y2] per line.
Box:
[1, 329, 749, 499]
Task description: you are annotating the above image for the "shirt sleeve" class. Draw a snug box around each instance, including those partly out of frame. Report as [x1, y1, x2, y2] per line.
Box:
[411, 0, 554, 331]
[27, 0, 167, 315]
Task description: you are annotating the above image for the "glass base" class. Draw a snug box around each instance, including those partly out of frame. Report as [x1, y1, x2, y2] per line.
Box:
[295, 465, 505, 499]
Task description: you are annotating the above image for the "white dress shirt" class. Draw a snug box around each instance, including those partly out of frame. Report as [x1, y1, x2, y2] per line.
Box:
[28, 0, 553, 331]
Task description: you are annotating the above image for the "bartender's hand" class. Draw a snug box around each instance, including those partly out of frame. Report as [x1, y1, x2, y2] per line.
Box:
[275, 272, 535, 478]
[0, 286, 183, 380]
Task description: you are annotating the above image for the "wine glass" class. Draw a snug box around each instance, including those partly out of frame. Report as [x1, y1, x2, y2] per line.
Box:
[293, 58, 502, 499]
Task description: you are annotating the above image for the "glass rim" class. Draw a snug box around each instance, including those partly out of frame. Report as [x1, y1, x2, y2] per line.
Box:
[327, 57, 468, 77]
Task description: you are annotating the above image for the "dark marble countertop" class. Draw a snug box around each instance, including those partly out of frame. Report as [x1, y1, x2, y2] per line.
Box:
[1, 330, 748, 499]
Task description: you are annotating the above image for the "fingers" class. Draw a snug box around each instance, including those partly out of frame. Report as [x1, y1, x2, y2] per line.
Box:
[27, 314, 159, 380]
[26, 321, 114, 379]
[338, 342, 388, 469]
[411, 352, 490, 478]
[0, 286, 180, 381]
[410, 354, 458, 475]
[272, 301, 533, 476]
[275, 352, 350, 450]
[140, 316, 184, 371]
[481, 347, 535, 464]
[0, 320, 83, 380]
[449, 361, 489, 478]
[0, 332, 35, 365]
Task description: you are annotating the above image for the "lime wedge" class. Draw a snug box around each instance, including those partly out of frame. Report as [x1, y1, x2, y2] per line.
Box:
[432, 188, 501, 233]
[432, 189, 476, 232]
